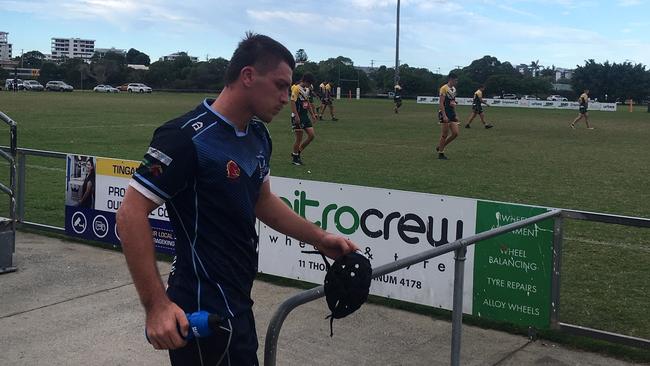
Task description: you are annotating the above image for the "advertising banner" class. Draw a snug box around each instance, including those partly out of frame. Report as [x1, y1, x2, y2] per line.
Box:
[258, 177, 555, 328]
[64, 154, 176, 254]
[472, 201, 553, 328]
[417, 96, 616, 111]
[63, 161, 554, 328]
[258, 177, 477, 313]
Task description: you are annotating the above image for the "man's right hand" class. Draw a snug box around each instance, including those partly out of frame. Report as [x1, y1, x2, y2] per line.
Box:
[443, 115, 449, 123]
[145, 300, 189, 350]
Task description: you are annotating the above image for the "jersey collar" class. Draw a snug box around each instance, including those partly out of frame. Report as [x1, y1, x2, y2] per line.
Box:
[203, 98, 249, 137]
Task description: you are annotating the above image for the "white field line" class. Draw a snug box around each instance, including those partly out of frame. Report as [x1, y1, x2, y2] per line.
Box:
[0, 161, 65, 172]
[564, 236, 650, 253]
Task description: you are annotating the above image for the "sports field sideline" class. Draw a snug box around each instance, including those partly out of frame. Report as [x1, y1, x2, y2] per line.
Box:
[0, 91, 648, 356]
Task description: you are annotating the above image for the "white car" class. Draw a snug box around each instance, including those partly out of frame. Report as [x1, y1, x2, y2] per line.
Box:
[45, 80, 74, 92]
[23, 80, 44, 91]
[127, 83, 152, 93]
[93, 84, 119, 93]
[521, 95, 540, 100]
[546, 95, 568, 101]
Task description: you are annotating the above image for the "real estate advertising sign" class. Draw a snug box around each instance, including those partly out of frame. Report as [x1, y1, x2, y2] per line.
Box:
[64, 154, 176, 254]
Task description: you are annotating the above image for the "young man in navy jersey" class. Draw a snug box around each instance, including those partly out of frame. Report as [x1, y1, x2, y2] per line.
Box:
[116, 33, 359, 366]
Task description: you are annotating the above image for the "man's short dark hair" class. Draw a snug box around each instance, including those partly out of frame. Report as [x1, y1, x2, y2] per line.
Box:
[301, 73, 315, 85]
[448, 72, 458, 80]
[224, 32, 296, 86]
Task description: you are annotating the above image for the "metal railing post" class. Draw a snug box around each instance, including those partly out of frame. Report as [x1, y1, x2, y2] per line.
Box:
[264, 286, 325, 366]
[450, 244, 467, 366]
[550, 215, 564, 328]
[16, 151, 25, 223]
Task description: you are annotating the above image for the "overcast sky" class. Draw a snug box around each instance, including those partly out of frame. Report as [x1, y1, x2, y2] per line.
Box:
[1, 0, 648, 73]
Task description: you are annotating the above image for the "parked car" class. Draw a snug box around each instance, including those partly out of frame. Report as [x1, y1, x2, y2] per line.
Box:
[502, 93, 518, 99]
[23, 80, 44, 91]
[546, 95, 568, 101]
[521, 95, 540, 100]
[127, 83, 152, 93]
[46, 81, 74, 92]
[4, 78, 24, 91]
[93, 84, 119, 93]
[117, 83, 129, 92]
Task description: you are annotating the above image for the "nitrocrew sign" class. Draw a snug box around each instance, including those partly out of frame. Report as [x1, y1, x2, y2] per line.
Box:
[258, 177, 478, 313]
[278, 190, 467, 246]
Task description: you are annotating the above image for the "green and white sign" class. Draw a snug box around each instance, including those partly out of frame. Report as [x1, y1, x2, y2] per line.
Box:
[472, 201, 554, 328]
[258, 177, 554, 329]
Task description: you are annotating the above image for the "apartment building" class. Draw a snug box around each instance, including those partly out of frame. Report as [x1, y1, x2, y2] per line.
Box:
[0, 32, 12, 61]
[51, 37, 95, 62]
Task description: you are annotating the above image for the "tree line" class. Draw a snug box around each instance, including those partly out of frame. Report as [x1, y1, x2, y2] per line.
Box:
[3, 48, 648, 102]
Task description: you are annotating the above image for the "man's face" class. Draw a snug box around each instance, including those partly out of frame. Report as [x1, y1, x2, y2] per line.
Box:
[248, 61, 293, 123]
[449, 78, 458, 87]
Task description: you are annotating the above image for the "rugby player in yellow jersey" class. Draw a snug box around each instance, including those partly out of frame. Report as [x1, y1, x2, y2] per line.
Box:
[290, 73, 316, 165]
[571, 89, 594, 129]
[393, 83, 403, 114]
[319, 80, 338, 121]
[436, 73, 459, 160]
[465, 85, 494, 129]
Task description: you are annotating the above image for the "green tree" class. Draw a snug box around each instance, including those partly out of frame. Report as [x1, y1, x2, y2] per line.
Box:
[21, 51, 45, 69]
[295, 49, 308, 63]
[126, 48, 151, 66]
[0, 67, 8, 82]
[571, 59, 650, 102]
[293, 61, 319, 84]
[37, 62, 64, 84]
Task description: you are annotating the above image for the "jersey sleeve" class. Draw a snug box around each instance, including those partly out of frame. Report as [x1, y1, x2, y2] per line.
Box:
[130, 125, 197, 206]
[290, 85, 299, 102]
[439, 85, 448, 97]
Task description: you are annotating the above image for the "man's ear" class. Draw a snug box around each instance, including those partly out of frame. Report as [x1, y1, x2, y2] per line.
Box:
[240, 66, 255, 87]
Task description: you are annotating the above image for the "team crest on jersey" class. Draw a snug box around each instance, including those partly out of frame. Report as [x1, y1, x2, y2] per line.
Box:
[142, 157, 164, 177]
[226, 160, 240, 180]
[257, 153, 269, 179]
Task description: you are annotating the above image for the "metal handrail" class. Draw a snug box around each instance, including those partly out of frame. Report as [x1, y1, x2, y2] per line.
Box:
[264, 209, 562, 366]
[0, 146, 70, 233]
[0, 112, 17, 274]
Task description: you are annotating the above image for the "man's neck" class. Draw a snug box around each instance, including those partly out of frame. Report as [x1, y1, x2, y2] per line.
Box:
[210, 87, 253, 132]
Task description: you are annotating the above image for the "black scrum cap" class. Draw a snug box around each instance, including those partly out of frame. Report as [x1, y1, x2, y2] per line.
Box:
[324, 252, 372, 336]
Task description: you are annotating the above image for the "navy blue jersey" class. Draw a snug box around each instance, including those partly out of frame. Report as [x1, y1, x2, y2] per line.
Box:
[130, 98, 272, 319]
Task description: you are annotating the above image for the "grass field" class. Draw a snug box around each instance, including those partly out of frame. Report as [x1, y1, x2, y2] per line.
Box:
[1, 91, 649, 354]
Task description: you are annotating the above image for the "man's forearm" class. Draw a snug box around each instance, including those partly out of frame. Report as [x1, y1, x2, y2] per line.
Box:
[117, 203, 168, 311]
[256, 193, 325, 247]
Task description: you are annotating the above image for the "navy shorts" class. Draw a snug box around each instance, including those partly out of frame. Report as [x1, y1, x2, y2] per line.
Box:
[169, 309, 259, 366]
[291, 112, 313, 130]
[438, 109, 458, 123]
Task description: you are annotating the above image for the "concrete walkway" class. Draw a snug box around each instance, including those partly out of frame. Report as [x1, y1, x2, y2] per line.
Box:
[0, 232, 644, 365]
